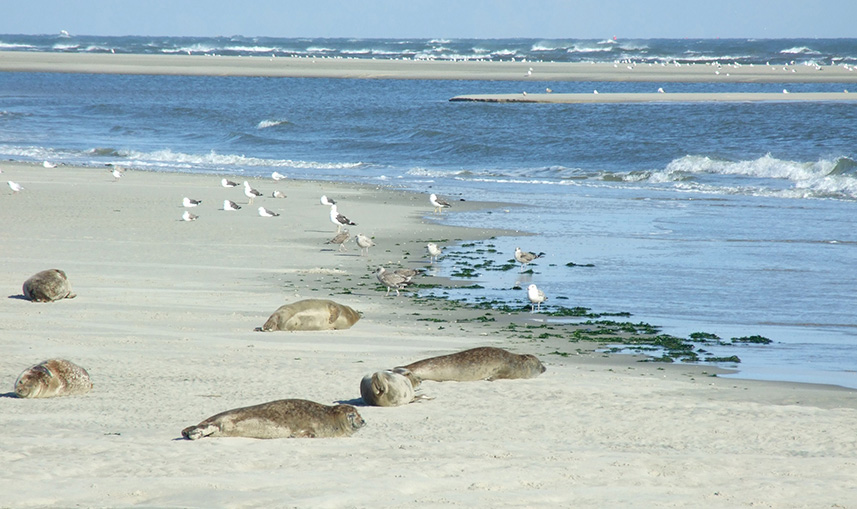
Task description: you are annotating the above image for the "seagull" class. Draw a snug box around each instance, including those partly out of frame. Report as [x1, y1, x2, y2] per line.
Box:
[394, 268, 423, 281]
[429, 193, 451, 214]
[182, 197, 202, 208]
[326, 230, 350, 251]
[355, 233, 375, 256]
[258, 206, 279, 217]
[182, 210, 198, 222]
[111, 167, 124, 180]
[329, 204, 356, 232]
[515, 246, 545, 272]
[42, 161, 57, 168]
[658, 87, 665, 93]
[374, 266, 412, 296]
[243, 181, 263, 204]
[221, 178, 239, 188]
[527, 284, 547, 312]
[223, 199, 241, 211]
[427, 243, 442, 264]
[271, 190, 286, 198]
[271, 171, 286, 181]
[320, 195, 336, 206]
[8, 180, 24, 193]
[545, 87, 553, 93]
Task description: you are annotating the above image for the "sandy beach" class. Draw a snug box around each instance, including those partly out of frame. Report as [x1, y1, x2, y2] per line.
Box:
[1, 162, 856, 508]
[3, 50, 857, 84]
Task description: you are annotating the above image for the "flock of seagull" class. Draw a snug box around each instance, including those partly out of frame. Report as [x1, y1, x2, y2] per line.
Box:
[8, 167, 548, 312]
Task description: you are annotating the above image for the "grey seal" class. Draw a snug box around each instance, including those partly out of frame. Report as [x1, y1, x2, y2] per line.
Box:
[360, 369, 430, 407]
[259, 299, 360, 331]
[22, 269, 77, 302]
[14, 359, 93, 398]
[181, 399, 365, 440]
[399, 347, 546, 383]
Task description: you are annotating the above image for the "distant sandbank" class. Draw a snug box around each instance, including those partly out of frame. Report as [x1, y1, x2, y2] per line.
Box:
[450, 91, 857, 104]
[3, 50, 857, 83]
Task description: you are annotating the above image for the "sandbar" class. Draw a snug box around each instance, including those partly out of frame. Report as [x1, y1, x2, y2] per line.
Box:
[450, 91, 857, 103]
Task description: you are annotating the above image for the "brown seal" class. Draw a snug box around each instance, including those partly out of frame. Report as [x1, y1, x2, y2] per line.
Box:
[181, 399, 365, 440]
[14, 359, 93, 398]
[258, 299, 360, 331]
[360, 369, 430, 407]
[399, 347, 546, 383]
[22, 269, 77, 302]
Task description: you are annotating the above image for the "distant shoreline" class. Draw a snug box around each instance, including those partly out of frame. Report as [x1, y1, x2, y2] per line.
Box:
[3, 50, 857, 83]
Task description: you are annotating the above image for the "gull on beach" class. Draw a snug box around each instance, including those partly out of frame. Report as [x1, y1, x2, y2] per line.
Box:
[320, 194, 336, 206]
[7, 180, 24, 193]
[374, 266, 412, 296]
[329, 204, 356, 232]
[326, 230, 350, 251]
[111, 167, 124, 181]
[271, 171, 286, 181]
[221, 178, 239, 188]
[243, 181, 263, 204]
[429, 193, 451, 214]
[515, 246, 545, 272]
[427, 243, 442, 264]
[181, 210, 198, 222]
[355, 233, 375, 256]
[43, 161, 57, 168]
[527, 284, 547, 312]
[258, 206, 279, 217]
[272, 190, 286, 198]
[223, 199, 241, 211]
[182, 197, 202, 208]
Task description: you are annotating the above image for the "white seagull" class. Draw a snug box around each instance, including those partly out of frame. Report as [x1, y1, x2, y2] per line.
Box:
[271, 171, 286, 181]
[223, 199, 241, 211]
[429, 193, 451, 214]
[243, 181, 263, 204]
[221, 178, 239, 188]
[329, 204, 356, 232]
[258, 206, 279, 217]
[182, 210, 198, 222]
[43, 161, 57, 168]
[182, 197, 202, 208]
[427, 243, 442, 264]
[271, 190, 286, 198]
[320, 195, 336, 206]
[527, 284, 547, 312]
[355, 233, 375, 256]
[515, 247, 545, 272]
[111, 167, 124, 180]
[8, 180, 24, 193]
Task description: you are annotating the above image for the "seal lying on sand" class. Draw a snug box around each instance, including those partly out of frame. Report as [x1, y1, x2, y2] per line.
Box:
[181, 399, 365, 440]
[22, 269, 77, 302]
[258, 299, 360, 331]
[360, 369, 431, 407]
[14, 359, 93, 398]
[398, 347, 546, 383]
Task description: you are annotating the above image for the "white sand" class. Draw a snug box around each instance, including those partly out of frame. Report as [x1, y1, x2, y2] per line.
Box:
[1, 163, 856, 508]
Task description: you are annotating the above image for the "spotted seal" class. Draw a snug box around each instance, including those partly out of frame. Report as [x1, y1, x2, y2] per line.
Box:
[258, 299, 360, 331]
[22, 269, 76, 302]
[399, 347, 546, 383]
[14, 359, 93, 398]
[181, 399, 365, 440]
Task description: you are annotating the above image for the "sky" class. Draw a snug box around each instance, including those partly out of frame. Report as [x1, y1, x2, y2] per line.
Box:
[1, 0, 855, 39]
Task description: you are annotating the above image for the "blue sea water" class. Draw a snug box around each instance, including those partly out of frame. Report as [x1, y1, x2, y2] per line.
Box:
[1, 36, 856, 388]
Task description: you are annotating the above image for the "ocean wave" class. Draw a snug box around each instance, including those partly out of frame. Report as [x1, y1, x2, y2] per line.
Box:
[781, 46, 821, 55]
[256, 119, 290, 129]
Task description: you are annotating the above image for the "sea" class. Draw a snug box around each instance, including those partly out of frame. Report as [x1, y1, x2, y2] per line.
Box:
[1, 35, 856, 389]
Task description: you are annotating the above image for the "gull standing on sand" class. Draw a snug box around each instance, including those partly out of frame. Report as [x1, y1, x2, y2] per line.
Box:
[355, 233, 375, 256]
[111, 167, 124, 181]
[43, 161, 57, 168]
[326, 230, 350, 252]
[320, 195, 336, 206]
[374, 267, 411, 296]
[271, 190, 286, 198]
[243, 181, 263, 204]
[429, 193, 451, 214]
[223, 199, 241, 211]
[515, 246, 545, 272]
[427, 243, 442, 264]
[221, 178, 239, 188]
[527, 284, 547, 312]
[7, 181, 24, 193]
[182, 210, 198, 222]
[271, 171, 286, 181]
[258, 206, 279, 217]
[329, 204, 356, 232]
[182, 197, 202, 208]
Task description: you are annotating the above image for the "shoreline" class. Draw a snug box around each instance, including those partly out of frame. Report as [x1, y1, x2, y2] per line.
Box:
[2, 164, 856, 506]
[451, 91, 857, 103]
[3, 50, 857, 83]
